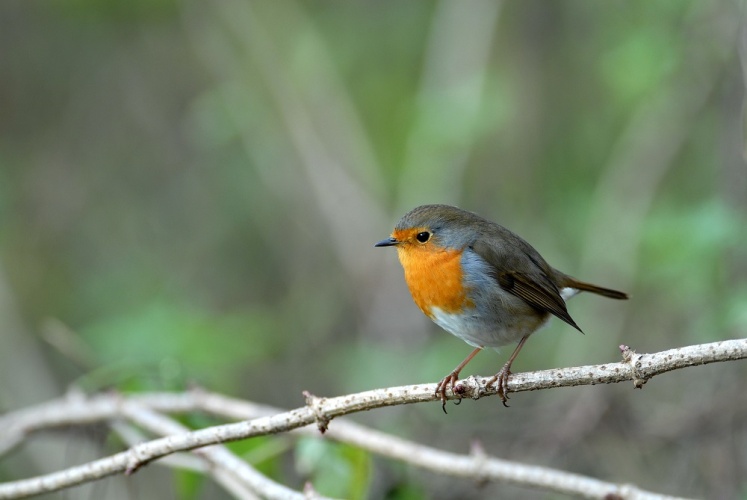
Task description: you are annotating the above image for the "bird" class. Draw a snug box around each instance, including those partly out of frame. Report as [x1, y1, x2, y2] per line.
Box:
[375, 204, 628, 411]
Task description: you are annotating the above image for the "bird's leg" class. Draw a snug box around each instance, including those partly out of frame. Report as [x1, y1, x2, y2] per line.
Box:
[488, 335, 529, 407]
[435, 347, 483, 413]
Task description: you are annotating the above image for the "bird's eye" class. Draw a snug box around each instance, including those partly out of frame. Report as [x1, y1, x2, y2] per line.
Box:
[416, 231, 431, 243]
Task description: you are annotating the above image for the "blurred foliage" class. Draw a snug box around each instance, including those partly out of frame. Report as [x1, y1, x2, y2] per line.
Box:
[295, 437, 371, 499]
[1, 0, 747, 498]
[79, 301, 280, 390]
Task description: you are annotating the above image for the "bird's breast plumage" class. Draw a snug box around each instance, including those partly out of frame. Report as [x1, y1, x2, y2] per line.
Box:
[396, 245, 474, 318]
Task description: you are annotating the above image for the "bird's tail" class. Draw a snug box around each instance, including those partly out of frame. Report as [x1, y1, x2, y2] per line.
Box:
[563, 277, 629, 300]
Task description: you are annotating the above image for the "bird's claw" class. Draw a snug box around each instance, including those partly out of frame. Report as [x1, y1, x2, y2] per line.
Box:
[435, 371, 462, 414]
[488, 366, 512, 407]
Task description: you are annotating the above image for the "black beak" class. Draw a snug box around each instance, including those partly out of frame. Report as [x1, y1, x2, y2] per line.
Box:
[374, 237, 398, 247]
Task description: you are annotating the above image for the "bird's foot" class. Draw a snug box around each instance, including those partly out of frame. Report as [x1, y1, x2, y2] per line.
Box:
[487, 364, 512, 407]
[435, 371, 462, 414]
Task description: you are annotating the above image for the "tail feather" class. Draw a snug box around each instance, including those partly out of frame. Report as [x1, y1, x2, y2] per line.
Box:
[563, 278, 629, 300]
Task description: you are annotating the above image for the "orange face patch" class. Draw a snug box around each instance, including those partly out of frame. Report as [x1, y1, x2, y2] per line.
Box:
[391, 227, 423, 244]
[393, 233, 473, 317]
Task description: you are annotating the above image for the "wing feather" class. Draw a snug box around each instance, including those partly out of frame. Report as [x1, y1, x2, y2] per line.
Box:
[472, 236, 583, 333]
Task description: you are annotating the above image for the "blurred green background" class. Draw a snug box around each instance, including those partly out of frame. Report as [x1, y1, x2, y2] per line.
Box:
[1, 0, 747, 498]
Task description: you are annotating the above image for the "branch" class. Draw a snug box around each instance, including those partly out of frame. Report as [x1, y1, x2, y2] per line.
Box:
[118, 403, 321, 500]
[0, 393, 684, 500]
[109, 414, 261, 500]
[1, 339, 744, 499]
[0, 394, 330, 500]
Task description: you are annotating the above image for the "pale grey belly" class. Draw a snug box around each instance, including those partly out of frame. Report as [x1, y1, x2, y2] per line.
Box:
[430, 302, 550, 348]
[430, 285, 578, 348]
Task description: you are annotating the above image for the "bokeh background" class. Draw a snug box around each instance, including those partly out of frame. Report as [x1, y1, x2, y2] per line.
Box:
[2, 1, 747, 498]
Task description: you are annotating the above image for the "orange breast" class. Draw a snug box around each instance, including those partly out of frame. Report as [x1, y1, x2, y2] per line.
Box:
[396, 245, 474, 317]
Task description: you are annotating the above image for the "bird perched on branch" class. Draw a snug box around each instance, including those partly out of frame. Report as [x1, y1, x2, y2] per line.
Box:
[376, 204, 628, 412]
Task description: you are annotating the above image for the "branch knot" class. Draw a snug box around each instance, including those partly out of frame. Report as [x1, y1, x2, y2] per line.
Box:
[620, 345, 647, 388]
[302, 391, 330, 434]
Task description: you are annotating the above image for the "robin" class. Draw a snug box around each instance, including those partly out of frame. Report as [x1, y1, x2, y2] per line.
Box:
[375, 204, 628, 411]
